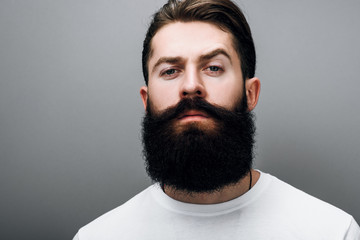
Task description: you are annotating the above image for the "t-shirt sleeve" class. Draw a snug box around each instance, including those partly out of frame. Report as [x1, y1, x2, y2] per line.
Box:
[344, 217, 360, 240]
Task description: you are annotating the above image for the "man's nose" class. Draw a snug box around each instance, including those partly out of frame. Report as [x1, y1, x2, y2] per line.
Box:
[180, 68, 206, 99]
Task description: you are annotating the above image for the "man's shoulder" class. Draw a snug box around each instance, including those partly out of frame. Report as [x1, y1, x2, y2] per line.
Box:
[77, 184, 157, 239]
[266, 173, 350, 217]
[243, 172, 359, 239]
[263, 173, 356, 232]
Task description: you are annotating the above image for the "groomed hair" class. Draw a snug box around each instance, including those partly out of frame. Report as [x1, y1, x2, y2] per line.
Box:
[142, 0, 256, 85]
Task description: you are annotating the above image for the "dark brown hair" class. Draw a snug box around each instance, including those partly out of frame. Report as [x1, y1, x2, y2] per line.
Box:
[142, 0, 256, 85]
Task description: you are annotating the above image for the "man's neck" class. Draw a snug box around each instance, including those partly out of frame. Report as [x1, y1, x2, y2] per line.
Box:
[163, 169, 260, 204]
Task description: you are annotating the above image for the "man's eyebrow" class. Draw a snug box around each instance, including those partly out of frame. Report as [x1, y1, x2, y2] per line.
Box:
[151, 49, 231, 73]
[198, 48, 232, 64]
[151, 56, 183, 73]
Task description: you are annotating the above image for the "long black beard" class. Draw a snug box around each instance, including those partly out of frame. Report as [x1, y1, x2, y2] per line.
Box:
[141, 96, 256, 194]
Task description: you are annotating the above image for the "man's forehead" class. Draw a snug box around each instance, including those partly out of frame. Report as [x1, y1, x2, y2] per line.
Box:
[148, 21, 237, 67]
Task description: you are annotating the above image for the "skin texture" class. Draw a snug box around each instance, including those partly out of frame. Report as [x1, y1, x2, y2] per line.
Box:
[140, 21, 261, 204]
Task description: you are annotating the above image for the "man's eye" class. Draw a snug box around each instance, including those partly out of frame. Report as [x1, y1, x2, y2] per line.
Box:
[204, 65, 224, 76]
[208, 66, 221, 72]
[163, 69, 177, 75]
[160, 68, 180, 80]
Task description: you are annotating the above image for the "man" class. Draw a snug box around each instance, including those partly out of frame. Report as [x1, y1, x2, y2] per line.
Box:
[73, 0, 360, 239]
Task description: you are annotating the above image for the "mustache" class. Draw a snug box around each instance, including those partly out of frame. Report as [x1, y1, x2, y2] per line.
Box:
[146, 97, 246, 123]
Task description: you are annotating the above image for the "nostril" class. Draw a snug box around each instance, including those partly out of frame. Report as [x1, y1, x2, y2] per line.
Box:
[183, 91, 188, 96]
[196, 90, 202, 95]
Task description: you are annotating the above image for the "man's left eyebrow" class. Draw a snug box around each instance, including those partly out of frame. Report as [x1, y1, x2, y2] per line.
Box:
[198, 49, 232, 64]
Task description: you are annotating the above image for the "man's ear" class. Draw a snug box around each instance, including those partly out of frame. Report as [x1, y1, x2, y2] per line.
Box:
[140, 86, 148, 110]
[245, 77, 261, 111]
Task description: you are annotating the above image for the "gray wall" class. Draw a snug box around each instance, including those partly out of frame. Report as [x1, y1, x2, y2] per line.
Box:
[0, 0, 359, 239]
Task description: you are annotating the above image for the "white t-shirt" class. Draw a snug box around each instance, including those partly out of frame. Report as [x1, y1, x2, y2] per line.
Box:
[73, 171, 360, 240]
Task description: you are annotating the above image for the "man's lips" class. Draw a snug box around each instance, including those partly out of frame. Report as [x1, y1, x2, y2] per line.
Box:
[177, 110, 209, 122]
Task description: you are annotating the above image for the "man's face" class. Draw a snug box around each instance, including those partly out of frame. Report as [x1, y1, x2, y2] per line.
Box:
[141, 21, 245, 121]
[140, 21, 260, 193]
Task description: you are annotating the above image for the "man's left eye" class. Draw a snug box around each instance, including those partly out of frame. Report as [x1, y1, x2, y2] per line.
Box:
[208, 66, 221, 71]
[204, 66, 224, 75]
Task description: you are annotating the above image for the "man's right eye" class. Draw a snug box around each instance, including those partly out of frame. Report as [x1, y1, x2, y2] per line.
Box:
[160, 68, 180, 80]
[163, 69, 176, 75]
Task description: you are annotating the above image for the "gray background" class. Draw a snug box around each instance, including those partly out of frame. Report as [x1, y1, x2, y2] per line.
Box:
[1, 0, 359, 239]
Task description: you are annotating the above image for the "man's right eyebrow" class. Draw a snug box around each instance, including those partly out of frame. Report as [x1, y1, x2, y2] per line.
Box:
[151, 57, 183, 73]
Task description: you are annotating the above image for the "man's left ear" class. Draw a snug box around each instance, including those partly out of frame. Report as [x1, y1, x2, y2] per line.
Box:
[245, 77, 261, 111]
